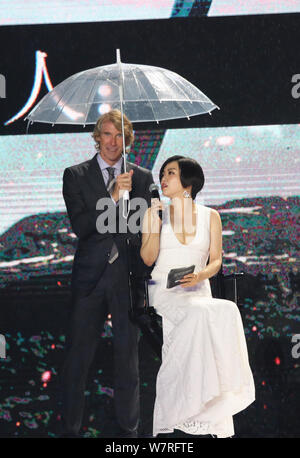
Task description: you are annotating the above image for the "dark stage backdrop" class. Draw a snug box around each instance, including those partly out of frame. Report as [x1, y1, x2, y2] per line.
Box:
[1, 14, 300, 133]
[0, 8, 300, 439]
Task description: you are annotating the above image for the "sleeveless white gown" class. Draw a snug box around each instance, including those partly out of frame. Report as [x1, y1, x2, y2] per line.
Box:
[148, 204, 255, 438]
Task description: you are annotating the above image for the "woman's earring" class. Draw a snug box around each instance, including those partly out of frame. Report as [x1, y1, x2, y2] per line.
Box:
[183, 190, 191, 198]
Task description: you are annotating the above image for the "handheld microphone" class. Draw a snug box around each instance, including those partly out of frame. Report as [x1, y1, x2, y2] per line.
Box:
[149, 183, 162, 220]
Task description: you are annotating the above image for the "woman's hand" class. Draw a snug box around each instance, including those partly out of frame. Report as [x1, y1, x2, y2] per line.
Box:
[179, 272, 203, 288]
[150, 198, 163, 233]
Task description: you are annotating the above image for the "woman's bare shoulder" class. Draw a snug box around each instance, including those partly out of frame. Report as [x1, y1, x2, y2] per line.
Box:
[198, 204, 220, 219]
[209, 208, 222, 227]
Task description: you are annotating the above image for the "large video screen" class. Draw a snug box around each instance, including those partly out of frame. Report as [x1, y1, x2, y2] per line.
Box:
[0, 124, 299, 437]
[1, 0, 299, 25]
[1, 124, 299, 236]
[1, 123, 299, 291]
[152, 124, 300, 205]
[1, 0, 300, 439]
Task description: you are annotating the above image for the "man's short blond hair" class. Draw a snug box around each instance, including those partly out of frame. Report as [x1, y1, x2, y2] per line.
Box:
[92, 109, 134, 151]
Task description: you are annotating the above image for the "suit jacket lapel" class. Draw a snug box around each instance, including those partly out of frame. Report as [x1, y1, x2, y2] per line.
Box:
[125, 161, 135, 172]
[87, 153, 110, 197]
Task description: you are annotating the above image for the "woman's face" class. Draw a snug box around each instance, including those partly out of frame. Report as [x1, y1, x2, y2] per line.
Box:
[160, 161, 185, 198]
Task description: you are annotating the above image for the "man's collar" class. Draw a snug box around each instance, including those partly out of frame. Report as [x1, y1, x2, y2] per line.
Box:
[97, 153, 124, 171]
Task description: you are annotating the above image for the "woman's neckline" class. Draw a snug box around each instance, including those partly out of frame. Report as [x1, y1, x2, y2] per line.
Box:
[168, 202, 198, 246]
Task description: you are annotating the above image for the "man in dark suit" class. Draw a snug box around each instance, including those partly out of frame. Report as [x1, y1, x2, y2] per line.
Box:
[60, 109, 154, 438]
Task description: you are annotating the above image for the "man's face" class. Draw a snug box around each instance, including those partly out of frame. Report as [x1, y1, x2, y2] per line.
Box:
[96, 121, 123, 165]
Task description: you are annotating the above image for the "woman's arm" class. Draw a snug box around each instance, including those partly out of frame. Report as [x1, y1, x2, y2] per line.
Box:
[198, 208, 222, 280]
[180, 208, 222, 287]
[140, 202, 163, 267]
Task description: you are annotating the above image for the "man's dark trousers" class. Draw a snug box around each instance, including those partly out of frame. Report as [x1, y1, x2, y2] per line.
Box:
[61, 255, 140, 435]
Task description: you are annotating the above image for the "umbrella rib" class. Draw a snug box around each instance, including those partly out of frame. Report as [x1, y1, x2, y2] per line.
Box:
[82, 68, 106, 126]
[50, 75, 79, 112]
[164, 72, 216, 117]
[133, 67, 159, 123]
[166, 76, 192, 119]
[166, 71, 214, 105]
[52, 71, 87, 120]
[165, 72, 194, 103]
[51, 72, 90, 124]
[163, 73, 197, 119]
[129, 65, 143, 100]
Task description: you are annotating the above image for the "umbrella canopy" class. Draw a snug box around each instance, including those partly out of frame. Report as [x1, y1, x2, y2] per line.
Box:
[26, 61, 219, 126]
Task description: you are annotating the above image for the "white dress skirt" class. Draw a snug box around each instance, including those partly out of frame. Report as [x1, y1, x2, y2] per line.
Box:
[148, 204, 255, 438]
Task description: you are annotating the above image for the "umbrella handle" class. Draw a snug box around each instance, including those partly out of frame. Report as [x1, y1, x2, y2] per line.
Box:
[117, 49, 130, 219]
[123, 190, 130, 219]
[116, 49, 127, 173]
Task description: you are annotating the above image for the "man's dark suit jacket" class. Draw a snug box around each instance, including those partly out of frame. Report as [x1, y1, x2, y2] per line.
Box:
[63, 153, 154, 296]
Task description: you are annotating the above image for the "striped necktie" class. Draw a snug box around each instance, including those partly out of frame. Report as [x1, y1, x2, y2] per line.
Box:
[106, 167, 119, 264]
[106, 167, 115, 192]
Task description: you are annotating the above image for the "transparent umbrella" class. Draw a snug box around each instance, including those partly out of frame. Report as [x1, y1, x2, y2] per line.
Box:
[26, 50, 219, 213]
[26, 50, 219, 127]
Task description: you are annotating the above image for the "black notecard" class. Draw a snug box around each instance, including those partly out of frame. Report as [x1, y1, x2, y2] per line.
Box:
[166, 265, 195, 289]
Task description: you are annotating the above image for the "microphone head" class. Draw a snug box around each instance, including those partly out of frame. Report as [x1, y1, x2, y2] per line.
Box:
[149, 183, 160, 193]
[149, 183, 162, 219]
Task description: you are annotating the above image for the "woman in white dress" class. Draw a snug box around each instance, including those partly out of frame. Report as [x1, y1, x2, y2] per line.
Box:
[140, 155, 255, 438]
